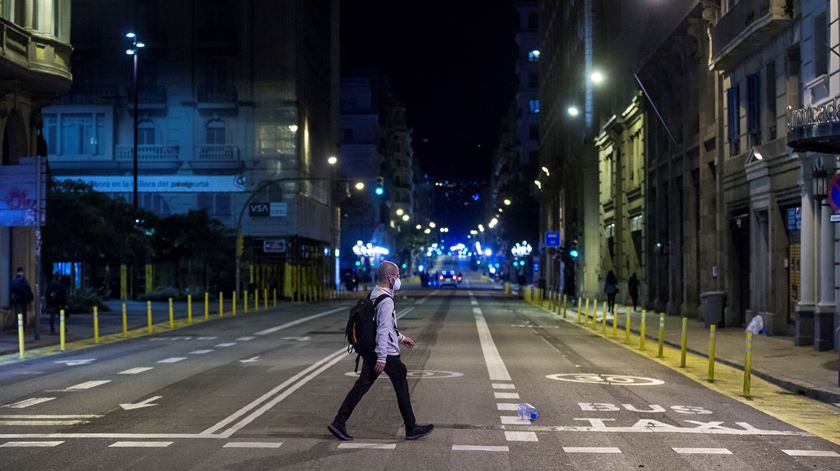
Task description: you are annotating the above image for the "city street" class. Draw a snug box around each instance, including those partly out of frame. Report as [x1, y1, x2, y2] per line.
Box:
[1, 274, 838, 470]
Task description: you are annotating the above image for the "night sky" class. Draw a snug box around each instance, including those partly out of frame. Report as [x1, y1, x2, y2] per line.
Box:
[341, 1, 518, 181]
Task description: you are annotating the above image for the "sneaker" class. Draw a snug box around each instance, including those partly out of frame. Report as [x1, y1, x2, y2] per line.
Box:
[327, 422, 353, 441]
[405, 424, 434, 440]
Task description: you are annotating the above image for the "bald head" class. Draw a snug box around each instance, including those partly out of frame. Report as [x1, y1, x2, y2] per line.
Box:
[377, 261, 399, 285]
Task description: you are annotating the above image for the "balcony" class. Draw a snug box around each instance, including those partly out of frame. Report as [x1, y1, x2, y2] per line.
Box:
[197, 85, 238, 109]
[115, 145, 182, 173]
[55, 83, 120, 104]
[0, 18, 72, 95]
[189, 145, 244, 172]
[710, 0, 791, 70]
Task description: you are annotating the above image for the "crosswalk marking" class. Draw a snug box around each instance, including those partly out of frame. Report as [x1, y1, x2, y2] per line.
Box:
[109, 441, 173, 448]
[500, 416, 532, 425]
[496, 403, 518, 411]
[494, 392, 520, 399]
[491, 383, 516, 389]
[157, 357, 186, 364]
[215, 343, 236, 348]
[674, 448, 732, 455]
[337, 443, 396, 450]
[782, 450, 840, 457]
[236, 337, 255, 341]
[118, 367, 153, 375]
[563, 447, 622, 454]
[66, 380, 110, 391]
[504, 431, 538, 442]
[1, 397, 55, 409]
[223, 442, 283, 449]
[189, 350, 213, 355]
[452, 445, 509, 452]
[0, 441, 64, 447]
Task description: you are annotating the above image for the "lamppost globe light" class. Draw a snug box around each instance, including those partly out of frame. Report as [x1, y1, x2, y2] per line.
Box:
[415, 224, 422, 230]
[327, 155, 338, 165]
[503, 198, 511, 206]
[136, 42, 145, 48]
[402, 214, 410, 222]
[288, 124, 298, 133]
[354, 182, 365, 191]
[126, 32, 136, 38]
[567, 106, 580, 117]
[541, 166, 550, 176]
[424, 228, 431, 234]
[590, 70, 605, 84]
[126, 49, 135, 55]
[429, 222, 436, 228]
[396, 208, 404, 216]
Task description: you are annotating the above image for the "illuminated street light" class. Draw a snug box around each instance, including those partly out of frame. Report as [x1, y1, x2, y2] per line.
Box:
[470, 230, 478, 235]
[567, 106, 580, 117]
[488, 218, 498, 229]
[541, 166, 550, 176]
[503, 198, 511, 206]
[396, 208, 404, 216]
[478, 224, 485, 232]
[590, 70, 605, 85]
[288, 124, 299, 133]
[534, 180, 542, 190]
[327, 155, 338, 165]
[424, 228, 431, 234]
[354, 181, 365, 191]
[415, 224, 422, 230]
[429, 222, 437, 228]
[402, 214, 410, 222]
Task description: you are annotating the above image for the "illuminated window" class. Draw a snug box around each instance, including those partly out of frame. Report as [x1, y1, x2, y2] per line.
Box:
[528, 50, 540, 62]
[529, 99, 540, 114]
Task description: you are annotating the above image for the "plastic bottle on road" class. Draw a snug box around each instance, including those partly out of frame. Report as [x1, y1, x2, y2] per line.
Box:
[517, 403, 538, 421]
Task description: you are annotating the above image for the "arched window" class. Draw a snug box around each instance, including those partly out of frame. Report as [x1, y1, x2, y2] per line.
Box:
[206, 119, 225, 145]
[138, 120, 156, 145]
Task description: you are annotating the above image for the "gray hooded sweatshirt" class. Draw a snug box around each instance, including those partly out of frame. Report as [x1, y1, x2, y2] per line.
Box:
[371, 285, 403, 362]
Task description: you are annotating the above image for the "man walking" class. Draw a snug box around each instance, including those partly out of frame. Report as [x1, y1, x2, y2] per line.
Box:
[46, 273, 68, 335]
[10, 267, 34, 338]
[328, 261, 433, 441]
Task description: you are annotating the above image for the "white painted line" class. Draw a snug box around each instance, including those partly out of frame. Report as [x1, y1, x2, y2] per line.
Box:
[673, 448, 732, 455]
[0, 441, 64, 447]
[0, 415, 101, 419]
[497, 403, 518, 411]
[452, 445, 509, 452]
[494, 392, 520, 399]
[223, 442, 283, 449]
[118, 367, 153, 375]
[189, 349, 213, 355]
[563, 447, 622, 454]
[504, 431, 538, 442]
[157, 357, 186, 364]
[474, 308, 511, 381]
[215, 343, 237, 348]
[782, 450, 840, 457]
[236, 337, 255, 341]
[196, 336, 217, 340]
[492, 383, 516, 389]
[500, 416, 532, 425]
[109, 441, 173, 448]
[337, 443, 396, 450]
[254, 307, 345, 336]
[0, 420, 85, 426]
[472, 307, 482, 315]
[2, 397, 55, 409]
[470, 299, 478, 305]
[66, 380, 110, 391]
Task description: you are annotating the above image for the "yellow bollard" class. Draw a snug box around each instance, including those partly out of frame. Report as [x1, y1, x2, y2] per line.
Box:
[244, 290, 249, 314]
[122, 303, 128, 337]
[657, 313, 665, 358]
[680, 317, 688, 367]
[708, 324, 717, 382]
[204, 292, 209, 320]
[601, 303, 607, 331]
[273, 288, 277, 307]
[219, 292, 224, 318]
[232, 291, 237, 317]
[168, 298, 174, 328]
[625, 310, 631, 343]
[591, 299, 598, 327]
[188, 295, 193, 324]
[17, 313, 24, 359]
[255, 289, 260, 311]
[743, 332, 753, 398]
[147, 301, 153, 334]
[583, 298, 590, 325]
[640, 310, 647, 350]
[612, 305, 618, 336]
[93, 306, 100, 343]
[264, 289, 268, 310]
[60, 310, 66, 351]
[577, 298, 583, 323]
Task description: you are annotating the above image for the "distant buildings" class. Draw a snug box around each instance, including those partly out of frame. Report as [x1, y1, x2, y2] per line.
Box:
[44, 0, 339, 295]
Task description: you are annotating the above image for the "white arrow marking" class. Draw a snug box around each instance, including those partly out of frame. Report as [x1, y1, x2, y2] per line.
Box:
[239, 356, 260, 363]
[119, 396, 162, 411]
[54, 359, 95, 366]
[2, 398, 55, 409]
[280, 336, 311, 341]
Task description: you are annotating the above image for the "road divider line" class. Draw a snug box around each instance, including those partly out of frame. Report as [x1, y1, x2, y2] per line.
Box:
[157, 357, 186, 364]
[452, 444, 509, 452]
[118, 367, 153, 375]
[65, 380, 110, 391]
[491, 383, 516, 389]
[254, 307, 345, 336]
[673, 448, 732, 455]
[0, 415, 101, 419]
[0, 441, 64, 447]
[223, 442, 283, 448]
[337, 443, 396, 450]
[215, 343, 236, 348]
[494, 392, 519, 399]
[236, 337, 255, 341]
[563, 447, 622, 454]
[109, 441, 173, 448]
[1, 397, 56, 409]
[0, 420, 87, 426]
[474, 307, 512, 381]
[782, 450, 840, 457]
[189, 350, 213, 355]
[504, 431, 538, 442]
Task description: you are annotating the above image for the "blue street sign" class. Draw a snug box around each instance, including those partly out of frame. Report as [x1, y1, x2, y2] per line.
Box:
[545, 231, 560, 247]
[830, 173, 840, 213]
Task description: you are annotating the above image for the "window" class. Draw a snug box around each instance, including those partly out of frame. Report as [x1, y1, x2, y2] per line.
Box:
[529, 124, 539, 141]
[529, 99, 540, 114]
[528, 50, 540, 62]
[766, 62, 777, 140]
[206, 120, 226, 145]
[43, 112, 104, 157]
[528, 72, 539, 88]
[258, 124, 296, 156]
[814, 12, 828, 77]
[138, 120, 156, 145]
[747, 74, 761, 143]
[726, 84, 740, 155]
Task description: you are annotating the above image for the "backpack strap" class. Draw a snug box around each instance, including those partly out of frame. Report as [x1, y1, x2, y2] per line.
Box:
[373, 293, 391, 309]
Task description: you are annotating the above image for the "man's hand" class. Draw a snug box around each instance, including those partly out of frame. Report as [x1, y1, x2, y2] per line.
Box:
[375, 360, 386, 374]
[401, 336, 417, 349]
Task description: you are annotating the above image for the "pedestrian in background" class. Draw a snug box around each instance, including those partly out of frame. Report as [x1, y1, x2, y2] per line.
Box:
[46, 273, 68, 335]
[604, 270, 618, 313]
[10, 267, 34, 337]
[628, 272, 640, 311]
[329, 260, 433, 441]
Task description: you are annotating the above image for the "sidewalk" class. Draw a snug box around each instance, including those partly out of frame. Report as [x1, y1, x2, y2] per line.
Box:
[535, 294, 840, 405]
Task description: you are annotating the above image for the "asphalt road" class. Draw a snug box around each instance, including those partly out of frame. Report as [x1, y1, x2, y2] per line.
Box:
[1, 277, 839, 470]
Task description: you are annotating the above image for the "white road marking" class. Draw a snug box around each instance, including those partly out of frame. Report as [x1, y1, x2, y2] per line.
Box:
[109, 441, 173, 448]
[500, 416, 532, 425]
[66, 380, 110, 391]
[119, 396, 162, 411]
[473, 307, 511, 381]
[470, 299, 478, 305]
[223, 442, 283, 449]
[497, 403, 518, 411]
[0, 420, 87, 426]
[0, 441, 64, 447]
[54, 359, 95, 366]
[782, 450, 840, 457]
[504, 431, 538, 442]
[236, 337, 255, 341]
[2, 398, 55, 409]
[118, 367, 153, 375]
[214, 343, 237, 348]
[0, 415, 101, 419]
[337, 443, 396, 450]
[189, 349, 213, 355]
[196, 337, 217, 340]
[673, 448, 732, 455]
[452, 445, 509, 452]
[239, 356, 260, 363]
[157, 357, 186, 364]
[281, 336, 311, 341]
[254, 307, 345, 336]
[494, 392, 520, 399]
[563, 447, 622, 454]
[492, 383, 516, 389]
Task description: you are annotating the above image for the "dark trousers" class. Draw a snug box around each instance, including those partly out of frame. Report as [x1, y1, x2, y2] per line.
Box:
[631, 293, 638, 311]
[48, 307, 67, 332]
[607, 293, 616, 312]
[334, 354, 416, 430]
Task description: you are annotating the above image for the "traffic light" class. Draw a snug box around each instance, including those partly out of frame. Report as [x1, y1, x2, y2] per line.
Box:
[374, 177, 384, 196]
[568, 240, 579, 260]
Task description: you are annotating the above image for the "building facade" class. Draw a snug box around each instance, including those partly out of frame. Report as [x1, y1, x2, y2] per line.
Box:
[44, 0, 340, 295]
[0, 0, 72, 328]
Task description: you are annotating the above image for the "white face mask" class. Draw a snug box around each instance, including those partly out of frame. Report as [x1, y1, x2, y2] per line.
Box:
[392, 277, 401, 291]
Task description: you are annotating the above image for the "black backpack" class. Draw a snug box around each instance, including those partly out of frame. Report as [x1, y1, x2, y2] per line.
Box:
[345, 293, 390, 370]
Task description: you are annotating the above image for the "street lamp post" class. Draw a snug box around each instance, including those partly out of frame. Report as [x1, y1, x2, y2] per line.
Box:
[125, 33, 145, 209]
